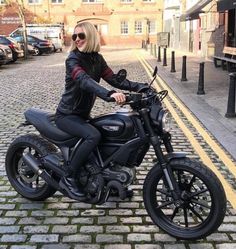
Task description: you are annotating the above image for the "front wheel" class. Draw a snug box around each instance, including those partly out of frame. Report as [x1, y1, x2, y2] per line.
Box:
[34, 47, 42, 56]
[143, 158, 226, 240]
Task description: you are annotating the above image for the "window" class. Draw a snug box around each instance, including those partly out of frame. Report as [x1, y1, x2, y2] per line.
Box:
[121, 21, 128, 35]
[143, 0, 155, 2]
[51, 0, 63, 3]
[28, 0, 41, 3]
[135, 21, 142, 34]
[0, 0, 6, 5]
[0, 36, 9, 45]
[82, 0, 104, 2]
[149, 20, 156, 34]
[121, 0, 133, 2]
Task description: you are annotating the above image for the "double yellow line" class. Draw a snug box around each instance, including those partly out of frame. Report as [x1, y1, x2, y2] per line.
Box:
[135, 50, 236, 209]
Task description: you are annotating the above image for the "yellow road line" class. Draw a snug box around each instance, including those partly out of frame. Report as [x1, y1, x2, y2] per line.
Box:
[135, 51, 236, 208]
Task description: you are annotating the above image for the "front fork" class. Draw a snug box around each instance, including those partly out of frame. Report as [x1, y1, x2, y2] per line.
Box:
[140, 109, 184, 201]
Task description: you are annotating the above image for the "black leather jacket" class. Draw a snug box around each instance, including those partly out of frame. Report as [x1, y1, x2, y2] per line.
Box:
[56, 49, 148, 118]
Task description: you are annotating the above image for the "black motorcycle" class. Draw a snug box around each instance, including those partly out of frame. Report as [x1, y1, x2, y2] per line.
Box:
[5, 68, 226, 240]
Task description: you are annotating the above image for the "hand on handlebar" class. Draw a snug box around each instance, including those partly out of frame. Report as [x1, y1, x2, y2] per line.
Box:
[110, 92, 126, 105]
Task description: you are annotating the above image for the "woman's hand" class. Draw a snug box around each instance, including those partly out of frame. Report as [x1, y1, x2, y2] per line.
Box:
[110, 92, 126, 104]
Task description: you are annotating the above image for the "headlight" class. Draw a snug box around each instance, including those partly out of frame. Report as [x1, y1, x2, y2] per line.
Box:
[156, 109, 171, 132]
[0, 48, 4, 55]
[161, 111, 171, 132]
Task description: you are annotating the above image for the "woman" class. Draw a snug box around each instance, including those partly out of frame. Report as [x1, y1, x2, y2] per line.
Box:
[55, 21, 148, 199]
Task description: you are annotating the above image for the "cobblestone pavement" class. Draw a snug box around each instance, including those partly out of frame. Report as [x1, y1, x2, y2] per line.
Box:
[0, 49, 236, 249]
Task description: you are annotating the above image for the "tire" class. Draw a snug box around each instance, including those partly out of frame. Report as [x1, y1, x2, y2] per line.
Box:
[143, 157, 226, 240]
[5, 134, 58, 201]
[12, 51, 18, 62]
[34, 47, 42, 56]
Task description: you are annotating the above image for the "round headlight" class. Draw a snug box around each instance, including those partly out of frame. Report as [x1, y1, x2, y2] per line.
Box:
[162, 111, 171, 132]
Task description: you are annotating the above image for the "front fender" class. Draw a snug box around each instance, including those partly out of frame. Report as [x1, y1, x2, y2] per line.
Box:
[165, 152, 187, 162]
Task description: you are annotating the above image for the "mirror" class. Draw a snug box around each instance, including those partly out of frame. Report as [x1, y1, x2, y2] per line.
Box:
[153, 66, 158, 77]
[116, 69, 127, 83]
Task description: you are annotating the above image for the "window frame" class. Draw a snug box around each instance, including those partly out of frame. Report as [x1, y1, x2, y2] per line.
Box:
[120, 0, 133, 3]
[135, 20, 143, 34]
[0, 0, 6, 5]
[120, 20, 129, 35]
[142, 0, 155, 3]
[28, 0, 41, 4]
[51, 0, 63, 4]
[148, 20, 156, 34]
[81, 0, 104, 3]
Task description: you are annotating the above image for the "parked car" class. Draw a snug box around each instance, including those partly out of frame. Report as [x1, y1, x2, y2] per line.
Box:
[0, 44, 13, 66]
[19, 43, 37, 56]
[10, 34, 53, 56]
[0, 35, 24, 62]
[27, 44, 37, 55]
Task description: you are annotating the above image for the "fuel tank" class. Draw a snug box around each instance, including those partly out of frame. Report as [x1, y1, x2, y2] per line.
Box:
[91, 108, 138, 142]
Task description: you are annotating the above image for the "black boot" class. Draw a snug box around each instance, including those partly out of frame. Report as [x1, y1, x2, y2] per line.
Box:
[59, 176, 85, 199]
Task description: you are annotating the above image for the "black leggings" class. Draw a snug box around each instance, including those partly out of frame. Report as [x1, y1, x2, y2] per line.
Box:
[55, 113, 101, 177]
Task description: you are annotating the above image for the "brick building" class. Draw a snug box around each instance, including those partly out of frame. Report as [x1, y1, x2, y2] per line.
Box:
[0, 0, 164, 47]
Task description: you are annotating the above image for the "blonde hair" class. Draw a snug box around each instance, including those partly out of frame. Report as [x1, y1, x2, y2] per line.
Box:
[69, 22, 100, 53]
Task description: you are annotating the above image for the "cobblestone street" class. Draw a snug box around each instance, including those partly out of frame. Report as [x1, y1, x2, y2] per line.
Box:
[0, 48, 236, 249]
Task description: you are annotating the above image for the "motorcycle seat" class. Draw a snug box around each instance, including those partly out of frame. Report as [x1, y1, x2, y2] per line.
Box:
[24, 108, 78, 145]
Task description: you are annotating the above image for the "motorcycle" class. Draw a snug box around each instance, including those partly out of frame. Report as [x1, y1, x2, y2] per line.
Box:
[5, 67, 226, 240]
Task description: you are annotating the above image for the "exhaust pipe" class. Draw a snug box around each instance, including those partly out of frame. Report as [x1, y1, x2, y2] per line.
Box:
[22, 153, 60, 190]
[22, 153, 43, 175]
[43, 154, 65, 177]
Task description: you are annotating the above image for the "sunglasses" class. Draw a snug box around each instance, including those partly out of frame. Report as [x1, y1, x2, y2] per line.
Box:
[72, 33, 86, 41]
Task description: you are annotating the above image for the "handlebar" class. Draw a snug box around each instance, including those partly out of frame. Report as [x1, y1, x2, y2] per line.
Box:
[106, 93, 142, 103]
[106, 90, 167, 107]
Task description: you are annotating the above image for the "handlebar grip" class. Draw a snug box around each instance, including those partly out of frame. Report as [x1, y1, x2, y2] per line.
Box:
[125, 95, 133, 102]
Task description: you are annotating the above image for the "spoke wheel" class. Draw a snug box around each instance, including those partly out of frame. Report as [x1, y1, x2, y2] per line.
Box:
[143, 158, 226, 240]
[5, 134, 58, 201]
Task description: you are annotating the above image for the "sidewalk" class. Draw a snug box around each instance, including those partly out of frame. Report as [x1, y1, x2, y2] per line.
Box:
[143, 47, 236, 161]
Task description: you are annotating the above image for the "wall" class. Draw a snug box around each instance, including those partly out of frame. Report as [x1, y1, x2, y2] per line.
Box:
[0, 0, 164, 47]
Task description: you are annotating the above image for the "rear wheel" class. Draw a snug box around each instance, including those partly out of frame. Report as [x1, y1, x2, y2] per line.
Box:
[5, 134, 58, 201]
[12, 51, 18, 62]
[143, 158, 226, 240]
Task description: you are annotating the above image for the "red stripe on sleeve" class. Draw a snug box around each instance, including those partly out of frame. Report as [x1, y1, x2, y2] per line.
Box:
[101, 67, 114, 80]
[72, 66, 85, 80]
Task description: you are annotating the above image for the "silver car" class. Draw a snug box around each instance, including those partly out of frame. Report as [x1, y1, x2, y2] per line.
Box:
[0, 44, 13, 66]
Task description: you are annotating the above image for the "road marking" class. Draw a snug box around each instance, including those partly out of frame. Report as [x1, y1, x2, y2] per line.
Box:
[135, 50, 236, 208]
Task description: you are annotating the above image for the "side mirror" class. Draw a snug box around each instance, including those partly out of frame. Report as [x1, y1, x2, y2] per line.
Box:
[116, 69, 127, 83]
[153, 66, 158, 77]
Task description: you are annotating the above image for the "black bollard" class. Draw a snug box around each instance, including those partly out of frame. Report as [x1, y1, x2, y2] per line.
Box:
[157, 46, 161, 62]
[181, 55, 188, 81]
[170, 51, 176, 73]
[225, 73, 236, 118]
[163, 47, 167, 66]
[197, 62, 205, 95]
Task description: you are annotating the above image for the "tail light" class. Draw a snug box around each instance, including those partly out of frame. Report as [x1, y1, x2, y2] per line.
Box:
[8, 43, 15, 49]
[9, 43, 18, 50]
